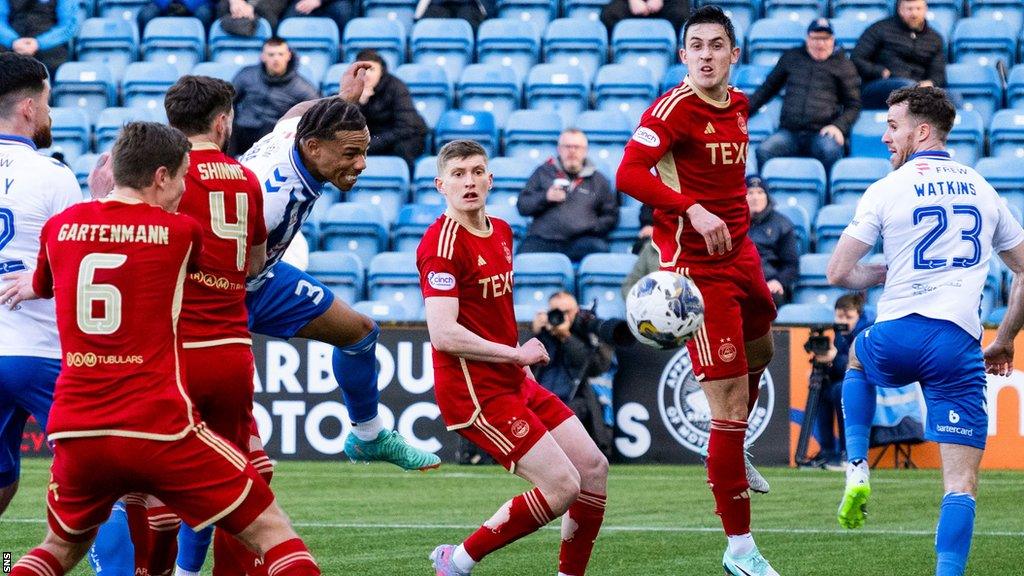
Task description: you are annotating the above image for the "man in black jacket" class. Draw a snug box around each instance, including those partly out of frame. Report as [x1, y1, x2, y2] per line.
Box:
[852, 0, 947, 109]
[749, 18, 861, 173]
[746, 176, 799, 307]
[0, 0, 77, 74]
[354, 49, 427, 171]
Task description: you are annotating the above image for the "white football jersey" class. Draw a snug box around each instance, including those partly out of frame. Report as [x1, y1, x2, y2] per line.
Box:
[239, 117, 324, 289]
[844, 151, 1024, 338]
[0, 135, 81, 358]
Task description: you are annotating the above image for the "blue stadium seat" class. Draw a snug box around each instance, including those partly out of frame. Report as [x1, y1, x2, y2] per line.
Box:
[814, 203, 856, 253]
[279, 17, 340, 86]
[347, 157, 410, 225]
[392, 203, 445, 251]
[97, 0, 148, 21]
[593, 64, 657, 127]
[947, 110, 984, 165]
[307, 251, 365, 302]
[1009, 64, 1024, 109]
[301, 190, 338, 247]
[476, 18, 541, 82]
[411, 18, 474, 82]
[988, 306, 1008, 325]
[368, 252, 422, 314]
[321, 62, 348, 96]
[209, 17, 271, 67]
[512, 252, 574, 306]
[969, 0, 1023, 36]
[951, 17, 1016, 67]
[141, 17, 205, 76]
[829, 157, 891, 205]
[525, 64, 589, 128]
[72, 153, 102, 191]
[922, 0, 959, 39]
[489, 156, 535, 196]
[611, 18, 677, 83]
[831, 17, 872, 52]
[435, 110, 499, 156]
[49, 108, 92, 164]
[393, 63, 451, 129]
[746, 18, 805, 66]
[190, 61, 242, 82]
[343, 17, 406, 70]
[577, 252, 638, 319]
[346, 189, 404, 227]
[458, 64, 521, 129]
[503, 109, 562, 161]
[794, 254, 846, 306]
[486, 203, 529, 242]
[762, 157, 827, 216]
[319, 202, 388, 263]
[53, 62, 117, 123]
[543, 17, 608, 82]
[774, 202, 810, 254]
[122, 61, 177, 112]
[832, 0, 891, 23]
[763, 0, 825, 23]
[774, 303, 835, 325]
[575, 109, 632, 171]
[696, 0, 757, 32]
[989, 109, 1024, 159]
[95, 107, 159, 151]
[746, 111, 777, 148]
[609, 204, 640, 253]
[412, 155, 440, 204]
[362, 0, 417, 33]
[563, 0, 607, 22]
[975, 157, 1024, 196]
[946, 63, 1003, 125]
[353, 299, 415, 321]
[497, 0, 557, 33]
[76, 17, 138, 82]
[661, 63, 688, 92]
[850, 110, 890, 158]
[732, 64, 773, 95]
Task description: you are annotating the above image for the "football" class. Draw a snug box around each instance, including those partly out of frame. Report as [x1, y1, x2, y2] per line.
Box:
[625, 271, 705, 349]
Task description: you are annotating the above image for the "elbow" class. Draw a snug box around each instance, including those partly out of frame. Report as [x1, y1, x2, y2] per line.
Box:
[826, 265, 846, 287]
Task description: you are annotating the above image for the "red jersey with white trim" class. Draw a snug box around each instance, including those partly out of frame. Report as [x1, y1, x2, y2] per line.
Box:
[178, 143, 267, 345]
[31, 199, 204, 441]
[618, 76, 751, 267]
[416, 214, 523, 428]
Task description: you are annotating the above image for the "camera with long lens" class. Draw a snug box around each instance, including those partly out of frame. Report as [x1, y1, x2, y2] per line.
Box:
[802, 324, 848, 356]
[547, 302, 635, 347]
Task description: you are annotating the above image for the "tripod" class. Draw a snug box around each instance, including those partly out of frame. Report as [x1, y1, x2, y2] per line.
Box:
[795, 361, 831, 466]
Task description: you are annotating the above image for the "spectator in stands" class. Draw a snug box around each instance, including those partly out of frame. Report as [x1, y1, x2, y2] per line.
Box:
[138, 0, 215, 32]
[746, 175, 799, 307]
[283, 0, 356, 37]
[852, 0, 947, 110]
[414, 0, 496, 31]
[0, 0, 78, 74]
[230, 36, 318, 155]
[601, 0, 688, 34]
[354, 49, 427, 172]
[217, 0, 287, 35]
[749, 18, 861, 174]
[621, 204, 657, 299]
[517, 128, 619, 263]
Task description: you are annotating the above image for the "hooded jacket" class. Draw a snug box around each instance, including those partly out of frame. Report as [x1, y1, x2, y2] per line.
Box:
[359, 71, 428, 156]
[517, 157, 618, 242]
[749, 196, 800, 295]
[852, 15, 946, 86]
[232, 55, 319, 131]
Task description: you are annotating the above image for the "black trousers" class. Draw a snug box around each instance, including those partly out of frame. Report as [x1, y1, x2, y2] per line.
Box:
[601, 0, 690, 34]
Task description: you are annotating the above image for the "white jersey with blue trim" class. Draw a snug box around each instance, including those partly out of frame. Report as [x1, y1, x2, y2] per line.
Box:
[0, 135, 81, 358]
[844, 150, 1024, 338]
[239, 117, 324, 289]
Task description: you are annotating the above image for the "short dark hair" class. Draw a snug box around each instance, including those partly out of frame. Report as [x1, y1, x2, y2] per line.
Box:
[0, 53, 48, 118]
[835, 292, 866, 313]
[683, 5, 738, 49]
[355, 48, 387, 72]
[436, 139, 488, 174]
[164, 75, 235, 136]
[295, 97, 366, 143]
[111, 122, 191, 189]
[886, 86, 956, 140]
[264, 36, 288, 49]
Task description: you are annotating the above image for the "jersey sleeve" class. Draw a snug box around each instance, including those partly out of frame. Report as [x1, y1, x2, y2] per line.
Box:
[31, 220, 54, 299]
[183, 215, 205, 273]
[417, 227, 461, 299]
[992, 194, 1024, 253]
[48, 165, 82, 214]
[844, 180, 885, 246]
[617, 94, 696, 214]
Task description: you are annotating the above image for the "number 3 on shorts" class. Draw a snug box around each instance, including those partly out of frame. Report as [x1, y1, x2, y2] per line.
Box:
[295, 279, 324, 305]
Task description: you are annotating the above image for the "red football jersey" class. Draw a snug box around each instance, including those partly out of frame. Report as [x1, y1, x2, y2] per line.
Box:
[618, 76, 752, 266]
[416, 214, 523, 429]
[32, 198, 204, 441]
[177, 143, 268, 345]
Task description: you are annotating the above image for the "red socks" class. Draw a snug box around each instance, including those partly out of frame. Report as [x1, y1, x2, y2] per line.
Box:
[146, 505, 181, 576]
[464, 487, 555, 561]
[707, 419, 751, 536]
[124, 494, 150, 574]
[262, 538, 319, 576]
[10, 549, 64, 576]
[558, 491, 606, 576]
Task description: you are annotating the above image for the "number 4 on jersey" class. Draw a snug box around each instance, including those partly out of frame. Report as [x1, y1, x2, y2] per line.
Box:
[209, 191, 249, 271]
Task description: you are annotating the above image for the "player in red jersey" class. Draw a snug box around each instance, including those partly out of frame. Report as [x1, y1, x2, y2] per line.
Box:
[0, 122, 319, 576]
[417, 140, 608, 576]
[616, 6, 780, 575]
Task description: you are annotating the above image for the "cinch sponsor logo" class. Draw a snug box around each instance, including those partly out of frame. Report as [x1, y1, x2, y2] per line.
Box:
[65, 352, 144, 368]
[427, 271, 456, 291]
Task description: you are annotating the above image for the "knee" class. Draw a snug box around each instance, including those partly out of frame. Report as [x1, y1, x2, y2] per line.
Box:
[40, 529, 94, 570]
[236, 502, 298, 556]
[542, 467, 582, 516]
[582, 451, 609, 487]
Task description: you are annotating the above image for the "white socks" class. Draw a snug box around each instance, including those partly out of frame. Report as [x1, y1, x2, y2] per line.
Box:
[727, 532, 756, 556]
[453, 544, 477, 573]
[174, 568, 200, 576]
[352, 416, 384, 441]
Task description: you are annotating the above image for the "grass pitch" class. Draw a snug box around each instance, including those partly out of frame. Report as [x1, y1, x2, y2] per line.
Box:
[3, 459, 1023, 574]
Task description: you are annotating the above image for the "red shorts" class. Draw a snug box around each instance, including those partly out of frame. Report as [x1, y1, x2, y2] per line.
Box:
[670, 240, 777, 381]
[46, 428, 273, 542]
[451, 377, 574, 472]
[182, 344, 255, 451]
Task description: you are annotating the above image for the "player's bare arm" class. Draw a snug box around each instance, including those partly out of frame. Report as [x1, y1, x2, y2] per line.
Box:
[424, 296, 549, 365]
[0, 271, 39, 309]
[985, 241, 1024, 375]
[277, 61, 373, 124]
[826, 234, 886, 289]
[248, 242, 268, 278]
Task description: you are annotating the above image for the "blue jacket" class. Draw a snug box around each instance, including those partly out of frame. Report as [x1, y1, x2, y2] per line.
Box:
[0, 0, 78, 52]
[830, 308, 875, 384]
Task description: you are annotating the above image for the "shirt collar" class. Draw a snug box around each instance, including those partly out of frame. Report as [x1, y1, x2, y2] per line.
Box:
[0, 134, 37, 150]
[290, 143, 323, 195]
[908, 150, 951, 160]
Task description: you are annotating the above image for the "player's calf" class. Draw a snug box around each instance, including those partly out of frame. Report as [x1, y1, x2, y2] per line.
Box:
[11, 529, 95, 576]
[0, 478, 18, 517]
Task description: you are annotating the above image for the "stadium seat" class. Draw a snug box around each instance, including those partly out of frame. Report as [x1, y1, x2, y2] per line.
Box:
[975, 157, 1024, 197]
[593, 64, 657, 127]
[392, 203, 445, 251]
[489, 156, 535, 196]
[850, 110, 890, 158]
[732, 64, 773, 95]
[746, 110, 777, 148]
[76, 17, 138, 82]
[989, 109, 1024, 159]
[48, 108, 92, 164]
[794, 254, 846, 306]
[209, 17, 271, 67]
[53, 62, 117, 123]
[774, 203, 810, 254]
[611, 18, 677, 83]
[435, 110, 499, 156]
[946, 64, 1003, 125]
[512, 252, 574, 306]
[661, 63, 688, 93]
[190, 61, 242, 82]
[575, 110, 633, 170]
[543, 17, 608, 82]
[946, 110, 984, 165]
[969, 0, 1023, 36]
[122, 62, 177, 112]
[831, 17, 872, 52]
[348, 155, 410, 224]
[1009, 64, 1024, 109]
[832, 0, 891, 23]
[411, 18, 474, 82]
[829, 157, 891, 205]
[457, 64, 522, 129]
[476, 18, 541, 82]
[923, 0, 960, 39]
[72, 153, 102, 190]
[951, 17, 1016, 67]
[279, 17, 340, 86]
[393, 63, 451, 129]
[503, 109, 563, 161]
[609, 204, 640, 253]
[300, 190, 337, 247]
[353, 299, 414, 321]
[319, 202, 389, 264]
[696, 0, 757, 32]
[343, 17, 406, 70]
[762, 157, 827, 215]
[577, 252, 638, 319]
[563, 0, 607, 22]
[486, 203, 529, 242]
[95, 107, 159, 151]
[525, 64, 590, 128]
[141, 17, 205, 76]
[362, 0, 417, 33]
[774, 303, 835, 325]
[368, 252, 422, 314]
[746, 18, 805, 66]
[988, 306, 1008, 325]
[763, 0, 825, 23]
[814, 204, 856, 253]
[497, 0, 557, 33]
[412, 155, 440, 203]
[307, 251, 365, 302]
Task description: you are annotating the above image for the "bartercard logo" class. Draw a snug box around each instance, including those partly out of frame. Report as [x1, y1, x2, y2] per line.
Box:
[427, 271, 456, 291]
[632, 127, 661, 148]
